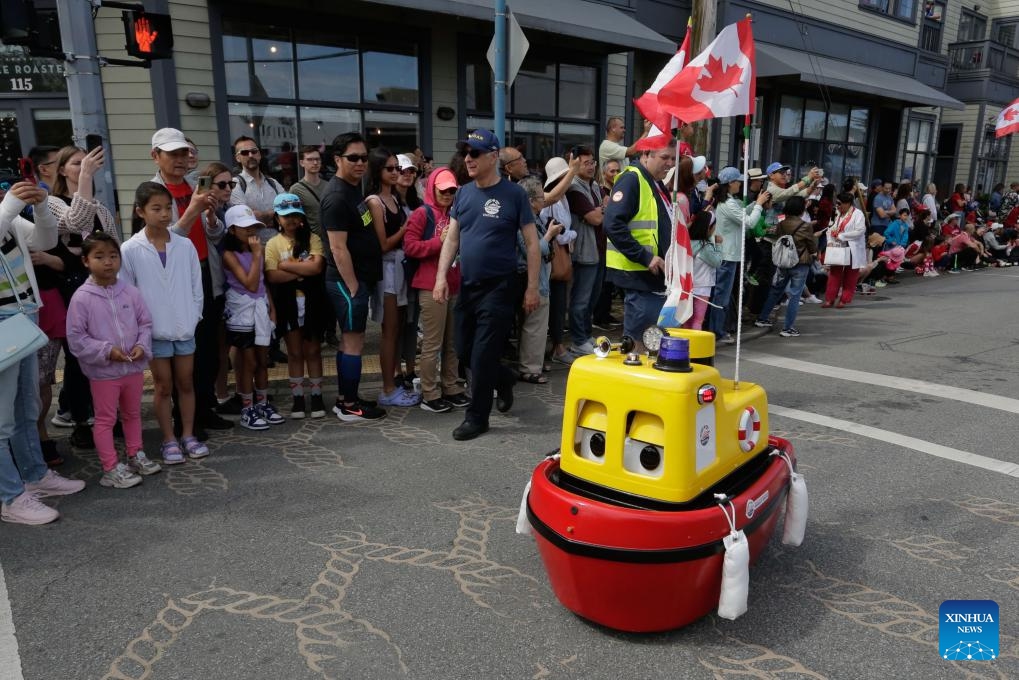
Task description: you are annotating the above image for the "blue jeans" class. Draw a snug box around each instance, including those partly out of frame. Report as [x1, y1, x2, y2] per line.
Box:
[758, 264, 810, 330]
[709, 260, 739, 338]
[622, 288, 665, 340]
[0, 330, 49, 505]
[568, 263, 599, 346]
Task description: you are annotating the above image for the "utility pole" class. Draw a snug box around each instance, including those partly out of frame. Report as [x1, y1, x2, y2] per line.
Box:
[690, 0, 717, 157]
[493, 0, 507, 145]
[55, 0, 117, 214]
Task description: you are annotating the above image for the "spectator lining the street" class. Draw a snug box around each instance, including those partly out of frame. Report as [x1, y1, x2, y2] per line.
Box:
[823, 191, 867, 308]
[394, 153, 421, 394]
[754, 195, 816, 337]
[516, 176, 555, 385]
[684, 210, 721, 331]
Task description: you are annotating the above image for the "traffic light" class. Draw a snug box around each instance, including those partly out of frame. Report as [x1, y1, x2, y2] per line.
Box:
[122, 10, 173, 60]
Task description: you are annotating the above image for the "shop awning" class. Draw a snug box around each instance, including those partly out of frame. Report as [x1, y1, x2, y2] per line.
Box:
[366, 0, 676, 54]
[756, 42, 965, 110]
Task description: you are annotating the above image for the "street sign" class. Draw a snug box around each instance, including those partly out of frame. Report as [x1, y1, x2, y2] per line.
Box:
[122, 10, 173, 60]
[487, 8, 529, 87]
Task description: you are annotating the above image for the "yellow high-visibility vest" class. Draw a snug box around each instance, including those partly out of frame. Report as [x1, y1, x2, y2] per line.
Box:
[606, 165, 660, 272]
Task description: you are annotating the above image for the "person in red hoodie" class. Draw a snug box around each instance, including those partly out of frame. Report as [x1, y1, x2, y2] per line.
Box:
[402, 168, 469, 414]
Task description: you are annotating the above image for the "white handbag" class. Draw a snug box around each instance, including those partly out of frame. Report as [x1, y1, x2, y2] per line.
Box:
[0, 248, 48, 372]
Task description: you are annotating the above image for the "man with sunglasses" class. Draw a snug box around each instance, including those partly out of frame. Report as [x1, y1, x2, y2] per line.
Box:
[321, 132, 386, 422]
[229, 136, 284, 228]
[434, 129, 540, 441]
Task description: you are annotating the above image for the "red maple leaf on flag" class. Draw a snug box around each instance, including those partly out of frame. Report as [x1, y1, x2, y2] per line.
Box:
[1006, 108, 1018, 122]
[697, 56, 744, 93]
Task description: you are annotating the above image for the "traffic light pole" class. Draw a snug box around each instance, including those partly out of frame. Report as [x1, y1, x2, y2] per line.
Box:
[55, 0, 117, 216]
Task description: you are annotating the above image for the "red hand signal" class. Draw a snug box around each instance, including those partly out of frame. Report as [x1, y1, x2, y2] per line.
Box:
[134, 16, 158, 53]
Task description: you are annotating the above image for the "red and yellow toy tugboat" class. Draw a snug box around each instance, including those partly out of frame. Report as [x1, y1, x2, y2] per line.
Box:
[519, 328, 805, 633]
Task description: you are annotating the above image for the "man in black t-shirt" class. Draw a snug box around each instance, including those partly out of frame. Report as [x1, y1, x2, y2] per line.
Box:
[434, 130, 540, 441]
[321, 132, 385, 421]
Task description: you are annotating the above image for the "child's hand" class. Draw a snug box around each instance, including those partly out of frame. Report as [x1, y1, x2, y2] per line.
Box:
[248, 235, 262, 256]
[109, 346, 129, 362]
[129, 345, 145, 362]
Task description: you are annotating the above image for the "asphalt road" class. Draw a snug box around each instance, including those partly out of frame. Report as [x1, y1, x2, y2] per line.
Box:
[1, 267, 1017, 680]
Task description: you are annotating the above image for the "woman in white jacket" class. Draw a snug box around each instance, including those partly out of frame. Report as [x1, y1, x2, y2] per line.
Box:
[823, 191, 868, 308]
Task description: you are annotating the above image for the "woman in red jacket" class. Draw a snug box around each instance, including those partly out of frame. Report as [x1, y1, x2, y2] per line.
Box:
[402, 168, 469, 414]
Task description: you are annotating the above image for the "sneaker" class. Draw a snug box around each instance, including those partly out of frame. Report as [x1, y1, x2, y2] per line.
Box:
[333, 399, 387, 422]
[50, 409, 74, 428]
[378, 386, 421, 407]
[874, 280, 888, 288]
[1, 492, 59, 525]
[745, 273, 759, 286]
[552, 351, 576, 365]
[23, 469, 86, 498]
[860, 283, 877, 295]
[924, 270, 940, 278]
[309, 394, 326, 419]
[289, 395, 307, 419]
[128, 452, 162, 476]
[947, 268, 961, 274]
[721, 334, 736, 345]
[216, 393, 244, 415]
[895, 267, 905, 273]
[779, 328, 801, 338]
[803, 294, 822, 304]
[256, 400, 286, 425]
[443, 393, 471, 408]
[100, 462, 143, 489]
[420, 397, 453, 413]
[160, 440, 185, 465]
[570, 341, 595, 356]
[69, 424, 95, 450]
[181, 435, 210, 459]
[240, 405, 270, 431]
[754, 319, 773, 328]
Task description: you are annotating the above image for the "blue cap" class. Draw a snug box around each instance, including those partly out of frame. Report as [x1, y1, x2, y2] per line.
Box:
[766, 162, 791, 175]
[464, 129, 500, 152]
[717, 166, 745, 183]
[273, 193, 305, 216]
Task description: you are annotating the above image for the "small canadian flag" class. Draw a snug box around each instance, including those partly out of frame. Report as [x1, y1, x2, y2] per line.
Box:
[633, 19, 692, 151]
[658, 18, 756, 124]
[995, 97, 1019, 138]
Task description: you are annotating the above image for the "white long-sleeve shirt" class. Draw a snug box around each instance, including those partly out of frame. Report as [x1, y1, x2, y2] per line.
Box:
[0, 192, 58, 313]
[119, 230, 203, 341]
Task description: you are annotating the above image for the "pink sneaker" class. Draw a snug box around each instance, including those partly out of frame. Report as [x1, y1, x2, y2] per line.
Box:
[23, 470, 86, 498]
[1, 492, 60, 525]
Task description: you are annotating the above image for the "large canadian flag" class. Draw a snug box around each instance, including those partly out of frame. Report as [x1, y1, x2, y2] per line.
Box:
[658, 18, 756, 124]
[657, 198, 694, 329]
[995, 97, 1019, 137]
[633, 20, 692, 151]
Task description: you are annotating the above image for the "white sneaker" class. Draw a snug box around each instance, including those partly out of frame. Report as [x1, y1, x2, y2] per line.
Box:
[24, 469, 86, 498]
[570, 341, 595, 356]
[924, 270, 940, 278]
[1, 492, 59, 525]
[100, 463, 143, 489]
[50, 410, 74, 428]
[803, 294, 822, 304]
[128, 452, 162, 476]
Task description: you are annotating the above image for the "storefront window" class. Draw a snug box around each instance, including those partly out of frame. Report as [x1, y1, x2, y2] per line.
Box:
[363, 45, 418, 105]
[902, 116, 934, 184]
[777, 96, 869, 187]
[365, 110, 420, 154]
[296, 36, 359, 103]
[223, 25, 295, 99]
[513, 57, 556, 118]
[558, 65, 597, 120]
[975, 125, 1009, 195]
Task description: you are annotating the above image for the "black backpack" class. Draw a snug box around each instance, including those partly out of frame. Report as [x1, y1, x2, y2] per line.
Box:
[401, 205, 436, 282]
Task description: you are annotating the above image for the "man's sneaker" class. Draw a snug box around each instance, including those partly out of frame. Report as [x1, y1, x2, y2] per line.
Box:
[721, 334, 736, 345]
[333, 399, 387, 422]
[240, 405, 270, 431]
[23, 469, 86, 498]
[128, 452, 162, 476]
[420, 397, 453, 413]
[552, 351, 576, 365]
[444, 393, 471, 408]
[779, 328, 801, 338]
[289, 395, 307, 419]
[570, 341, 595, 356]
[803, 294, 822, 304]
[100, 462, 143, 489]
[947, 268, 961, 274]
[924, 270, 940, 278]
[1, 492, 59, 525]
[50, 409, 74, 428]
[308, 394, 326, 418]
[256, 400, 286, 425]
[160, 440, 186, 465]
[378, 386, 421, 407]
[216, 393, 244, 415]
[754, 319, 773, 328]
[874, 280, 888, 288]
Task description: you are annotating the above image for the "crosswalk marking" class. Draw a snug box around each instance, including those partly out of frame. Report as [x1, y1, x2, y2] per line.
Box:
[0, 558, 24, 680]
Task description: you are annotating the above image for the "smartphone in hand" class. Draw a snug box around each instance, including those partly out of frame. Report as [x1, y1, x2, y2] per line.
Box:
[197, 175, 212, 193]
[18, 158, 36, 184]
[86, 134, 103, 153]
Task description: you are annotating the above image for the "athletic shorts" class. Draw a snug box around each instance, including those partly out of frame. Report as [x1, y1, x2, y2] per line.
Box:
[326, 278, 371, 333]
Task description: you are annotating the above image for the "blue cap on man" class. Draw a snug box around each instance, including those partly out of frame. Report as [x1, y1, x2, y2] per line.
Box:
[766, 161, 791, 175]
[464, 129, 501, 152]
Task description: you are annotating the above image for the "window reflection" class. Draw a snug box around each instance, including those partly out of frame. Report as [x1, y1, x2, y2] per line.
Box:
[364, 110, 419, 154]
[297, 37, 359, 103]
[558, 65, 596, 119]
[223, 22, 294, 99]
[227, 102, 297, 159]
[513, 57, 555, 117]
[363, 48, 418, 105]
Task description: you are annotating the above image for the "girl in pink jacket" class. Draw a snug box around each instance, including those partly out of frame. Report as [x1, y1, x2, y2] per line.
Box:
[66, 232, 161, 489]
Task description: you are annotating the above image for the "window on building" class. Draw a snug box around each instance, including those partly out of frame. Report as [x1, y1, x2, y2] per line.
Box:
[958, 10, 988, 42]
[974, 125, 1009, 195]
[776, 96, 869, 188]
[993, 18, 1019, 49]
[220, 19, 421, 184]
[463, 48, 599, 177]
[859, 0, 918, 22]
[902, 115, 934, 185]
[919, 1, 945, 52]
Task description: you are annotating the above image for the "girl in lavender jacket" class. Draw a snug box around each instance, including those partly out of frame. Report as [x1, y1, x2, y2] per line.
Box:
[66, 233, 162, 489]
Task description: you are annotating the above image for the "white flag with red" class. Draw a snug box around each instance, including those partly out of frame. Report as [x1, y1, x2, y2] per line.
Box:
[658, 198, 694, 328]
[658, 18, 756, 124]
[634, 19, 692, 151]
[995, 98, 1019, 138]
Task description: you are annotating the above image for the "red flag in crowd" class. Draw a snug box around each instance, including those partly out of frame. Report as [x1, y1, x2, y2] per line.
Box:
[657, 205, 694, 328]
[995, 97, 1019, 138]
[658, 18, 756, 124]
[633, 19, 692, 151]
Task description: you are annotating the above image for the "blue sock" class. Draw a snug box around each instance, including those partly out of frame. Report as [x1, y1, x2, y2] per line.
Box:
[336, 351, 344, 395]
[340, 354, 362, 404]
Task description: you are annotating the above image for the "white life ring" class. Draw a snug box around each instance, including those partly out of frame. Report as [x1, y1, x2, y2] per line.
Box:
[737, 406, 761, 452]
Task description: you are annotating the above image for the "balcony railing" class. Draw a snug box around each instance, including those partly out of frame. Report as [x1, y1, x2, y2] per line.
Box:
[948, 39, 1019, 80]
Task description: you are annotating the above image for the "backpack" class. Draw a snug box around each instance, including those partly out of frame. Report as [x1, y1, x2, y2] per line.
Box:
[235, 174, 283, 195]
[401, 205, 436, 283]
[772, 233, 799, 269]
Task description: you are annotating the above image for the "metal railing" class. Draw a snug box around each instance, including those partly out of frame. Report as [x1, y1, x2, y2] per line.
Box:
[948, 39, 1019, 80]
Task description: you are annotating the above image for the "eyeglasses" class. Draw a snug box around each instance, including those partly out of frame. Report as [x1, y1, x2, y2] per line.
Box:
[341, 153, 369, 163]
[237, 148, 260, 157]
[400, 168, 418, 176]
[383, 165, 400, 172]
[276, 199, 303, 210]
[437, 187, 457, 196]
[461, 148, 486, 159]
[37, 160, 58, 167]
[502, 156, 524, 167]
[213, 180, 238, 190]
[303, 157, 321, 163]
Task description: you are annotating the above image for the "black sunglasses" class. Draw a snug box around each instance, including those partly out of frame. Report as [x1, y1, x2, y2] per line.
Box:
[383, 165, 399, 172]
[437, 187, 457, 196]
[276, 199, 303, 210]
[400, 168, 418, 176]
[461, 148, 486, 159]
[237, 148, 261, 157]
[214, 180, 238, 190]
[341, 153, 369, 163]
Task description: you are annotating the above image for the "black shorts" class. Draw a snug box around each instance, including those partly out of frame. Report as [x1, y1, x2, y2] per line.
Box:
[326, 278, 371, 333]
[227, 329, 257, 349]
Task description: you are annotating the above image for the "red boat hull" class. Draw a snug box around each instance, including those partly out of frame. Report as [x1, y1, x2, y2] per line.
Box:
[527, 437, 795, 632]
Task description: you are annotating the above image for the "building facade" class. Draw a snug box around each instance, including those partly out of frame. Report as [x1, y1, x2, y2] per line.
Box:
[3, 0, 1018, 221]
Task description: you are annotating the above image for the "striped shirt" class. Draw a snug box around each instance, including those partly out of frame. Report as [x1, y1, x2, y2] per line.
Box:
[0, 232, 36, 311]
